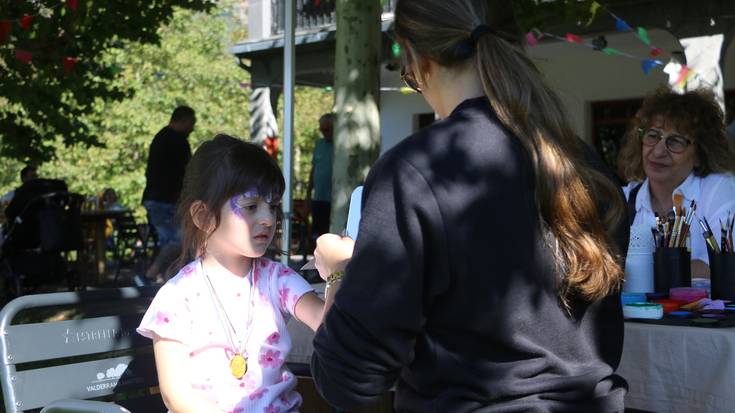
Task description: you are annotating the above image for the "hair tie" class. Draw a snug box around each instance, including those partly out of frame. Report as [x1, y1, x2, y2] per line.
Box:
[470, 24, 495, 44]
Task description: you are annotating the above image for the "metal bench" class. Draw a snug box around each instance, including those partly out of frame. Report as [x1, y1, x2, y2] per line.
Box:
[0, 287, 164, 412]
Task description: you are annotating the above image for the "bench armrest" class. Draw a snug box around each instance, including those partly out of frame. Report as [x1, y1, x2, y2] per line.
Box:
[40, 399, 131, 413]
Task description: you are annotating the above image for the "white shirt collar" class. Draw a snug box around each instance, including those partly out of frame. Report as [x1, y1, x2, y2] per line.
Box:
[636, 172, 700, 213]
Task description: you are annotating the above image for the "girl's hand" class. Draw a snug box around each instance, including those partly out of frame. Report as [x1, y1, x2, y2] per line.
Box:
[314, 233, 354, 280]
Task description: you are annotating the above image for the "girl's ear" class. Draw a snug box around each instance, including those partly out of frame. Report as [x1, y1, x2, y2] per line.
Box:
[190, 201, 214, 233]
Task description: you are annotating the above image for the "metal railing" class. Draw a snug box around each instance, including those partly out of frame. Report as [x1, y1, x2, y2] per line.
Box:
[271, 0, 396, 35]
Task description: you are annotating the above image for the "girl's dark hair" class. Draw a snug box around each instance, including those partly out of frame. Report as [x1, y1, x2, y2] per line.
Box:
[174, 134, 285, 270]
[394, 0, 625, 304]
[619, 86, 735, 182]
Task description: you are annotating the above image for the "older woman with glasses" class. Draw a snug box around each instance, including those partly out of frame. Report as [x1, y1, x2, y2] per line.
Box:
[619, 86, 735, 277]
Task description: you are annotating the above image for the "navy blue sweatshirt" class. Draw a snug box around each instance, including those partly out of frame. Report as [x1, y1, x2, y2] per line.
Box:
[311, 97, 627, 412]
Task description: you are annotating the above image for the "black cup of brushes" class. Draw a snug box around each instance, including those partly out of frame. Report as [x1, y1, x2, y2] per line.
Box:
[707, 249, 735, 301]
[653, 247, 691, 293]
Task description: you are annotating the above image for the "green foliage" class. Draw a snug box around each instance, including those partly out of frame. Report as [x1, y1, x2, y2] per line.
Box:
[0, 4, 334, 217]
[0, 0, 217, 163]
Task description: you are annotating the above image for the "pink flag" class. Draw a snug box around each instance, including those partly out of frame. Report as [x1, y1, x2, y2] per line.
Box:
[62, 56, 80, 74]
[566, 33, 584, 44]
[20, 15, 35, 29]
[15, 49, 33, 64]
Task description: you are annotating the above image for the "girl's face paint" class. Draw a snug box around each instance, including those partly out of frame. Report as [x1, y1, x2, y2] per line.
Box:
[207, 190, 280, 258]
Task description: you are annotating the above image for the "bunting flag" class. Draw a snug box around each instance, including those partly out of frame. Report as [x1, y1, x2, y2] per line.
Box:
[675, 66, 695, 89]
[637, 27, 651, 46]
[649, 47, 663, 58]
[614, 16, 632, 32]
[602, 47, 626, 57]
[67, 0, 78, 10]
[20, 15, 35, 29]
[0, 20, 10, 43]
[566, 33, 584, 44]
[586, 1, 601, 27]
[641, 59, 658, 75]
[15, 49, 33, 64]
[62, 56, 79, 74]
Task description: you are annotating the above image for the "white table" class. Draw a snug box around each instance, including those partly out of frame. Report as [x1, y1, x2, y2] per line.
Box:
[618, 322, 735, 413]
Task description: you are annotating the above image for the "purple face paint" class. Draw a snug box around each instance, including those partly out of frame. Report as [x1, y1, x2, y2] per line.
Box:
[229, 189, 278, 219]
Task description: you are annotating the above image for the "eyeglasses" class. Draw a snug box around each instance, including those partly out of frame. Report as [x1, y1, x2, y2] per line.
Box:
[400, 65, 421, 94]
[638, 127, 693, 154]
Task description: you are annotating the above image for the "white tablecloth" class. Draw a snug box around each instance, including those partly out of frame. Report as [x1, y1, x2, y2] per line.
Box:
[618, 322, 735, 413]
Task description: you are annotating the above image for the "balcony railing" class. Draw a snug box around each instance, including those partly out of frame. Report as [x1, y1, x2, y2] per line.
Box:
[271, 0, 396, 36]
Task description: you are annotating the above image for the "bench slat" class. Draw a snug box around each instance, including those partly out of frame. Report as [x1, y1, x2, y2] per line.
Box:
[4, 314, 149, 364]
[11, 354, 158, 410]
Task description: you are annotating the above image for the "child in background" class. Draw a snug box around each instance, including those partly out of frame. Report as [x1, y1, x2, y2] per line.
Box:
[138, 135, 333, 413]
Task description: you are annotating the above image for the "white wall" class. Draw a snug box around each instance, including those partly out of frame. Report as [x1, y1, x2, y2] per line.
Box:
[379, 90, 432, 154]
[378, 29, 735, 152]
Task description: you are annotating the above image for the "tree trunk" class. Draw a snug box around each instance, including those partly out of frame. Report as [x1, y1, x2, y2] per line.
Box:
[330, 0, 381, 233]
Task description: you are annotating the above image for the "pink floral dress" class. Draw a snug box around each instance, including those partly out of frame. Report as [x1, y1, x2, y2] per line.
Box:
[137, 257, 314, 413]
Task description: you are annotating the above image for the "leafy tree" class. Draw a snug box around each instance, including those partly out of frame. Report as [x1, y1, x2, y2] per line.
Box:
[0, 5, 334, 219]
[0, 0, 216, 163]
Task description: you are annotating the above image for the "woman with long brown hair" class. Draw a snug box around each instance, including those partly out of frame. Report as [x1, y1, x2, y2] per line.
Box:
[310, 0, 628, 411]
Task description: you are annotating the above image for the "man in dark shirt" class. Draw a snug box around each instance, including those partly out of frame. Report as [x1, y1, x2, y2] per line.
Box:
[141, 106, 194, 281]
[142, 106, 195, 245]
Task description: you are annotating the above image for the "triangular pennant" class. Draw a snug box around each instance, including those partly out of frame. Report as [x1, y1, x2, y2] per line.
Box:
[20, 15, 36, 29]
[615, 17, 632, 32]
[67, 0, 78, 10]
[638, 27, 651, 46]
[586, 1, 601, 27]
[526, 31, 538, 47]
[15, 49, 33, 64]
[641, 59, 658, 75]
[566, 33, 584, 44]
[649, 47, 663, 58]
[602, 47, 624, 57]
[676, 65, 695, 89]
[0, 20, 11, 44]
[62, 56, 80, 74]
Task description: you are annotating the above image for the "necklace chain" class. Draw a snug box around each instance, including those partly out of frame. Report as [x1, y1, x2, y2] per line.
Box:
[201, 260, 255, 356]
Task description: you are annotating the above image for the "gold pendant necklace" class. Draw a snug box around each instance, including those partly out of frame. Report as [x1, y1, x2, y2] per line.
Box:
[230, 353, 247, 378]
[201, 260, 255, 379]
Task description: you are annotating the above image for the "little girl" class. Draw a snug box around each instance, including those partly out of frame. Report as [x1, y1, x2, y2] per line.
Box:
[138, 135, 333, 413]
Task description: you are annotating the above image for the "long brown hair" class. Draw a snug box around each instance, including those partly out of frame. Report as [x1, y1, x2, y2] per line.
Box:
[394, 0, 625, 302]
[619, 86, 735, 182]
[175, 134, 285, 270]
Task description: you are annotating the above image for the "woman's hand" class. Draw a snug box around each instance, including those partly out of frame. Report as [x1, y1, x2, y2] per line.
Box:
[314, 233, 355, 280]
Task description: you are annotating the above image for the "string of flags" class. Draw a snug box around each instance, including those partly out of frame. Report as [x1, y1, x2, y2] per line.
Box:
[525, 1, 700, 91]
[1, 0, 80, 74]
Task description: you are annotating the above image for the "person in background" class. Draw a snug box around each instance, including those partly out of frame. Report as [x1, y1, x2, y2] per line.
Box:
[0, 165, 38, 205]
[137, 135, 335, 413]
[306, 113, 335, 247]
[619, 86, 735, 278]
[3, 168, 67, 250]
[310, 0, 628, 411]
[140, 106, 195, 283]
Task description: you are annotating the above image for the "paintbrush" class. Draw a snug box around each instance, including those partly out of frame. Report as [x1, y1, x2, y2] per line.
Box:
[669, 194, 684, 247]
[700, 217, 721, 254]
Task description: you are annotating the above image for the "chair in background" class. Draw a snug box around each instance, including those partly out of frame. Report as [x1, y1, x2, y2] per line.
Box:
[1, 192, 85, 297]
[111, 211, 152, 286]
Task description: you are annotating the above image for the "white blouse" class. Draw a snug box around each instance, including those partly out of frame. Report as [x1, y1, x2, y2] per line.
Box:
[623, 172, 735, 265]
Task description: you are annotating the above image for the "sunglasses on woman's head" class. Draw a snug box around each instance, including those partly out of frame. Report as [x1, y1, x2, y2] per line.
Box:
[400, 66, 421, 94]
[638, 127, 692, 154]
